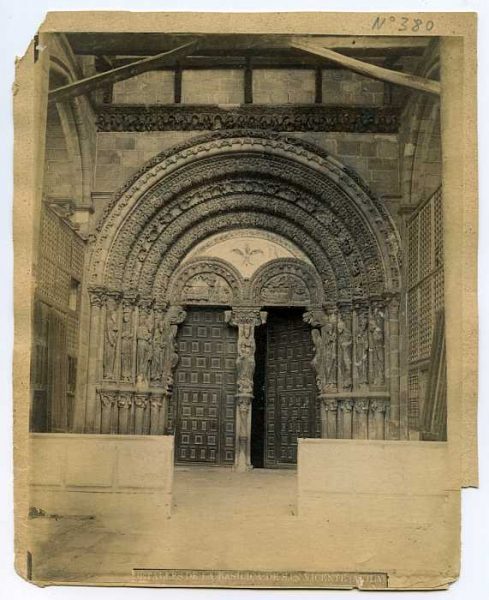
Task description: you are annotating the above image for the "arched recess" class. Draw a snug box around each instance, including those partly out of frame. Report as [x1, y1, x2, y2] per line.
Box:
[77, 131, 403, 445]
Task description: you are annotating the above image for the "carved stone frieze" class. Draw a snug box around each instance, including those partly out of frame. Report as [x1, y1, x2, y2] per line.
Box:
[90, 132, 400, 302]
[96, 104, 400, 134]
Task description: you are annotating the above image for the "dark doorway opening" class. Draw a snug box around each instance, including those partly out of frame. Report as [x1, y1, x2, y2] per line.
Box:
[251, 322, 267, 468]
[251, 307, 318, 469]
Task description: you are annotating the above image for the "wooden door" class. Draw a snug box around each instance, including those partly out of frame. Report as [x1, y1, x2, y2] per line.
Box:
[171, 308, 238, 465]
[264, 310, 319, 468]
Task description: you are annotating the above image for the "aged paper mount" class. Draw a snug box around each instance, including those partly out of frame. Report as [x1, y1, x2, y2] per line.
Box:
[13, 11, 478, 590]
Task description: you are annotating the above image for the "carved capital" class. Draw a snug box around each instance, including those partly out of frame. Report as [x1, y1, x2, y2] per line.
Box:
[321, 397, 338, 412]
[225, 308, 267, 327]
[138, 296, 154, 313]
[134, 393, 149, 409]
[150, 394, 164, 409]
[303, 309, 328, 329]
[338, 399, 354, 412]
[88, 286, 107, 308]
[98, 389, 117, 407]
[353, 398, 370, 414]
[369, 399, 389, 414]
[122, 290, 139, 307]
[117, 392, 133, 409]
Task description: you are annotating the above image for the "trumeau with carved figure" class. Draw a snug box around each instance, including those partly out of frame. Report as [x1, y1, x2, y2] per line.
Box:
[17, 13, 472, 590]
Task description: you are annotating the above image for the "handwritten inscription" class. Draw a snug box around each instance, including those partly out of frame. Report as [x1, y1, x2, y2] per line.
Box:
[372, 16, 435, 33]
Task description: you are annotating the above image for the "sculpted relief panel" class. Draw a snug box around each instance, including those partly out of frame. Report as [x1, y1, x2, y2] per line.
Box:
[183, 229, 312, 278]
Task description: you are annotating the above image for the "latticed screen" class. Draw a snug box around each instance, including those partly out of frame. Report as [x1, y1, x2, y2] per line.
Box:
[31, 206, 86, 432]
[406, 187, 443, 429]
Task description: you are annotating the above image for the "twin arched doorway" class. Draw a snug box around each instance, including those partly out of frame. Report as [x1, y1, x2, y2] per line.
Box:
[75, 131, 402, 470]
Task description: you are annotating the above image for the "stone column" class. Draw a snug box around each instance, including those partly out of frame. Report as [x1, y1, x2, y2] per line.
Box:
[134, 393, 148, 434]
[322, 397, 338, 439]
[85, 287, 106, 432]
[225, 308, 267, 471]
[150, 393, 164, 435]
[117, 392, 133, 434]
[352, 398, 369, 439]
[338, 398, 354, 439]
[368, 399, 389, 440]
[99, 390, 117, 434]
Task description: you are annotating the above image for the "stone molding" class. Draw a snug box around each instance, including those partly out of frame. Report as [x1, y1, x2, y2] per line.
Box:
[95, 104, 401, 134]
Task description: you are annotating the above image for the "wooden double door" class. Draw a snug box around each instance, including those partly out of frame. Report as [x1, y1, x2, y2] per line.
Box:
[171, 307, 318, 467]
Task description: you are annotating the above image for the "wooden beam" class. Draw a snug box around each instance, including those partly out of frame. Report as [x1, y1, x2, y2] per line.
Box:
[290, 39, 440, 96]
[49, 39, 200, 103]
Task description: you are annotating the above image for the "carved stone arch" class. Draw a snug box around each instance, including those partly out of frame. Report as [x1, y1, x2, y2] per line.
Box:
[150, 213, 339, 303]
[105, 165, 375, 297]
[90, 131, 400, 296]
[167, 257, 245, 306]
[249, 258, 324, 307]
[49, 60, 94, 208]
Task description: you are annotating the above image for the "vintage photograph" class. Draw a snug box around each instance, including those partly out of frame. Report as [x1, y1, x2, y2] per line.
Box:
[13, 12, 478, 590]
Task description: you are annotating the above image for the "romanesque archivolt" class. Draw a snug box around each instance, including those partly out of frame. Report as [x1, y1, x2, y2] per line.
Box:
[81, 132, 401, 459]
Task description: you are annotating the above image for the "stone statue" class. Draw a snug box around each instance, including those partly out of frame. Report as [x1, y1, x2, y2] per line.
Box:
[355, 310, 369, 385]
[370, 307, 385, 385]
[161, 307, 187, 391]
[103, 298, 119, 380]
[150, 316, 164, 383]
[236, 324, 256, 395]
[311, 328, 328, 393]
[120, 305, 133, 381]
[337, 313, 352, 389]
[136, 312, 153, 384]
[324, 317, 337, 386]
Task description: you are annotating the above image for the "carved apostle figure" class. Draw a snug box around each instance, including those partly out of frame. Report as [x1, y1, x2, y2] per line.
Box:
[337, 313, 352, 389]
[370, 307, 385, 386]
[120, 305, 133, 381]
[236, 324, 256, 395]
[150, 316, 164, 383]
[355, 311, 369, 385]
[136, 312, 153, 384]
[324, 318, 337, 386]
[311, 328, 328, 393]
[103, 299, 119, 380]
[161, 307, 187, 391]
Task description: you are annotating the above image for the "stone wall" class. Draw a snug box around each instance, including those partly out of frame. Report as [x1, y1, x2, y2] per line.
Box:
[93, 130, 400, 229]
[297, 439, 457, 588]
[30, 433, 174, 527]
[105, 67, 386, 107]
[321, 69, 385, 105]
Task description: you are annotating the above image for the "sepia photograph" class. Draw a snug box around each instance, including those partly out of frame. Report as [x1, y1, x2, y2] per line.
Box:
[10, 9, 479, 591]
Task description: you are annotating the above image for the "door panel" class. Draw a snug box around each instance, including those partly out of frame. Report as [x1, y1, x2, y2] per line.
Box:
[172, 308, 237, 465]
[264, 311, 319, 468]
